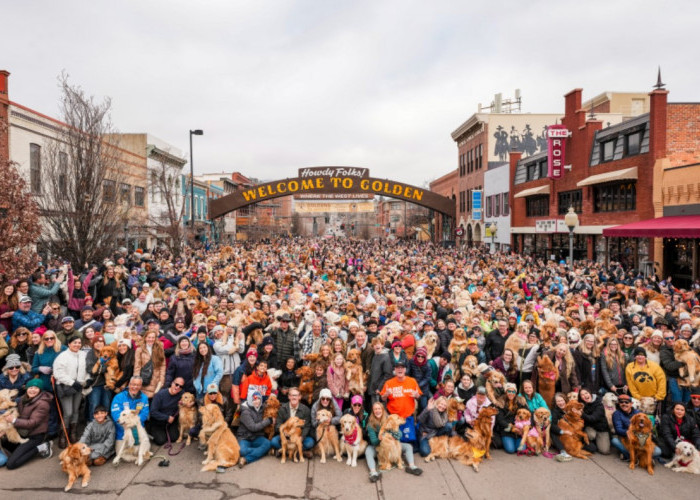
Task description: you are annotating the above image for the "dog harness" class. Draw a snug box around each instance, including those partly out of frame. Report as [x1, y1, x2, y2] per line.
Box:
[345, 427, 359, 446]
[635, 432, 650, 448]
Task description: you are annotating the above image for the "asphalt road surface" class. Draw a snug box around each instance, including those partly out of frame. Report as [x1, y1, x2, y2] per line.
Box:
[0, 443, 697, 499]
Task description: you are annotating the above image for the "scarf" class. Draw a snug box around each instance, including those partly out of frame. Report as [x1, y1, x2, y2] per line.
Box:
[178, 346, 193, 356]
[344, 427, 359, 445]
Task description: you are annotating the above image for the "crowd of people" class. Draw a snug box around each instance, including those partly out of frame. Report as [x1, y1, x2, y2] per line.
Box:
[1, 238, 700, 482]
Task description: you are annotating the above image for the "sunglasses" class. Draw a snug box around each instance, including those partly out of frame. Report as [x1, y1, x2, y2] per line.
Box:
[664, 337, 674, 341]
[8, 366, 20, 370]
[17, 332, 28, 337]
[173, 383, 183, 388]
[619, 401, 631, 405]
[352, 403, 362, 407]
[321, 397, 331, 401]
[44, 337, 55, 340]
[506, 390, 517, 394]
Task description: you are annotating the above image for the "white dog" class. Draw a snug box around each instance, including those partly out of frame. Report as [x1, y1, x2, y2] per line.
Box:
[113, 409, 152, 466]
[339, 414, 367, 467]
[665, 441, 700, 474]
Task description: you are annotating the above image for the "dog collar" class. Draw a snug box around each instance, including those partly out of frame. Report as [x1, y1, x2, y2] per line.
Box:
[678, 458, 692, 467]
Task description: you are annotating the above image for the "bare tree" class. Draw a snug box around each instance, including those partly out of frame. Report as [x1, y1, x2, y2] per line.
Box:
[38, 74, 126, 268]
[0, 121, 41, 280]
[147, 152, 185, 258]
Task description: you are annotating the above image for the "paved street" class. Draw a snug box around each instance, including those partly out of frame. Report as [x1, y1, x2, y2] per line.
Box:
[0, 443, 697, 500]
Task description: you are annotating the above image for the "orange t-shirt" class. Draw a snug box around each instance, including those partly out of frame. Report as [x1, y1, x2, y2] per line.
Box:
[380, 376, 421, 418]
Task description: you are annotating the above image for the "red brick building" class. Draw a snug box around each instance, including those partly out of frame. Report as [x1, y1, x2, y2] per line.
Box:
[509, 87, 668, 272]
[428, 169, 458, 243]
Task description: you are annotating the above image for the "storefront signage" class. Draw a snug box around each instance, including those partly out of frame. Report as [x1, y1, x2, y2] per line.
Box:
[547, 125, 570, 179]
[535, 219, 569, 233]
[472, 190, 482, 221]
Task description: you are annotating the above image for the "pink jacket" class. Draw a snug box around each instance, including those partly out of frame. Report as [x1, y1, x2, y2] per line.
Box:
[67, 269, 95, 312]
[327, 364, 349, 398]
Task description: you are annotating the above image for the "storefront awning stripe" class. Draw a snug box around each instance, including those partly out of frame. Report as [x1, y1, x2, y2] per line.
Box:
[513, 185, 550, 199]
[602, 215, 700, 238]
[576, 167, 638, 187]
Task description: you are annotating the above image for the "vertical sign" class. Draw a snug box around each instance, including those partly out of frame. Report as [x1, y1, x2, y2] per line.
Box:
[547, 125, 570, 179]
[472, 190, 482, 221]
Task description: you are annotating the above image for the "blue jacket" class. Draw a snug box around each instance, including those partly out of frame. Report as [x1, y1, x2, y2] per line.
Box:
[31, 346, 67, 392]
[612, 407, 640, 437]
[165, 352, 195, 394]
[110, 390, 150, 440]
[29, 281, 61, 313]
[407, 360, 432, 396]
[521, 392, 548, 412]
[12, 310, 46, 332]
[0, 371, 32, 394]
[193, 355, 223, 398]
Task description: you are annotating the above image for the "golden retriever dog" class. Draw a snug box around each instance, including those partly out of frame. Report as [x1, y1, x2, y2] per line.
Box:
[97, 345, 122, 391]
[536, 355, 559, 409]
[339, 414, 367, 467]
[622, 413, 655, 475]
[484, 370, 507, 408]
[460, 355, 480, 379]
[558, 400, 591, 459]
[59, 442, 92, 491]
[199, 404, 240, 471]
[446, 399, 466, 423]
[513, 408, 533, 453]
[315, 409, 342, 464]
[345, 349, 366, 395]
[532, 407, 551, 454]
[416, 331, 439, 359]
[113, 409, 152, 466]
[448, 328, 469, 359]
[177, 392, 197, 445]
[665, 441, 700, 474]
[263, 395, 281, 439]
[674, 339, 700, 387]
[377, 414, 405, 470]
[296, 366, 315, 403]
[0, 389, 27, 444]
[279, 416, 305, 464]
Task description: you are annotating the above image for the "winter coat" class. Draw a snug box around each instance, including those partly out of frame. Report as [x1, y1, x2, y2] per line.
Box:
[193, 355, 224, 399]
[417, 405, 448, 440]
[67, 269, 95, 313]
[368, 350, 393, 395]
[327, 363, 349, 399]
[463, 395, 493, 426]
[165, 352, 196, 394]
[53, 349, 88, 386]
[14, 391, 53, 437]
[521, 392, 548, 413]
[275, 402, 312, 440]
[659, 344, 685, 379]
[407, 359, 432, 396]
[659, 412, 700, 452]
[581, 395, 609, 433]
[85, 349, 106, 387]
[495, 400, 528, 439]
[79, 418, 116, 458]
[491, 356, 520, 384]
[31, 346, 66, 392]
[612, 407, 640, 437]
[9, 342, 30, 364]
[133, 345, 166, 398]
[573, 350, 601, 393]
[625, 360, 666, 401]
[12, 309, 46, 332]
[600, 356, 627, 391]
[237, 401, 271, 441]
[213, 335, 245, 375]
[110, 390, 149, 441]
[310, 398, 342, 427]
[0, 371, 31, 394]
[484, 331, 508, 362]
[428, 358, 453, 390]
[29, 280, 61, 313]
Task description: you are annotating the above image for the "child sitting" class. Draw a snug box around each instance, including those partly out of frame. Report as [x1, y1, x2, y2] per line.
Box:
[79, 405, 116, 466]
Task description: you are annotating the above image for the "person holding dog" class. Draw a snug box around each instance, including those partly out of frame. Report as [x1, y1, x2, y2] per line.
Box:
[658, 402, 700, 460]
[270, 387, 314, 458]
[110, 376, 149, 449]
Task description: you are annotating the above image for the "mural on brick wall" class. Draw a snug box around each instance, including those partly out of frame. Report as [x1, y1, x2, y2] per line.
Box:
[494, 124, 549, 161]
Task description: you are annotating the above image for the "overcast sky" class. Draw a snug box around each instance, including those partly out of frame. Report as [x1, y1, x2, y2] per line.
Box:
[4, 1, 699, 186]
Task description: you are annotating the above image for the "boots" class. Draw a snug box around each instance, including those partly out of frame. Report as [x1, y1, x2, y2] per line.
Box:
[69, 423, 79, 444]
[58, 429, 68, 449]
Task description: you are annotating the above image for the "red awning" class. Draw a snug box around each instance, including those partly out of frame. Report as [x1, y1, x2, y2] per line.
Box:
[603, 215, 700, 238]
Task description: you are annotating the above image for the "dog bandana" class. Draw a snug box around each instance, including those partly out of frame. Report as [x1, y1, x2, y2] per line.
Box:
[678, 459, 692, 467]
[541, 371, 556, 381]
[132, 427, 140, 446]
[473, 448, 486, 459]
[345, 427, 359, 446]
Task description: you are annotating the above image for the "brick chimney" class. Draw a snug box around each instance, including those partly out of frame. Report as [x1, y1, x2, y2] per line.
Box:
[649, 88, 668, 159]
[563, 88, 584, 130]
[0, 70, 10, 164]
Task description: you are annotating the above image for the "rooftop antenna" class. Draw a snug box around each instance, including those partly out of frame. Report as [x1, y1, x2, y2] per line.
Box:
[589, 96, 596, 121]
[653, 66, 665, 90]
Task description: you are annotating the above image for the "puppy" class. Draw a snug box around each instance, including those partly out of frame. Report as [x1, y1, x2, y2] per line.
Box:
[557, 400, 591, 459]
[263, 395, 281, 440]
[200, 404, 240, 471]
[674, 339, 700, 387]
[513, 408, 533, 453]
[279, 416, 305, 464]
[532, 407, 551, 454]
[0, 389, 27, 444]
[339, 414, 367, 467]
[377, 414, 405, 470]
[315, 409, 342, 464]
[623, 413, 655, 475]
[177, 392, 197, 445]
[113, 409, 152, 466]
[665, 441, 700, 474]
[59, 442, 92, 491]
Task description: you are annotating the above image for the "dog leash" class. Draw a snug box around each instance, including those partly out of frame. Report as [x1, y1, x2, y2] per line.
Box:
[50, 376, 72, 447]
[163, 421, 186, 456]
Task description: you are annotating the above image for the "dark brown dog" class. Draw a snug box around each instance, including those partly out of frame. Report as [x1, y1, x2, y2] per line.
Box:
[623, 413, 655, 475]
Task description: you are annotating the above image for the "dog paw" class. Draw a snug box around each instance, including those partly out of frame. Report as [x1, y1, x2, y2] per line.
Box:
[82, 481, 89, 488]
[664, 462, 673, 469]
[320, 458, 326, 464]
[175, 438, 182, 443]
[346, 459, 352, 466]
[202, 459, 210, 465]
[351, 461, 357, 467]
[335, 455, 342, 462]
[472, 464, 480, 473]
[64, 486, 71, 492]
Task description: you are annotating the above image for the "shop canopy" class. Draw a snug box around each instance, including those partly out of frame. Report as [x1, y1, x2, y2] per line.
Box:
[514, 185, 550, 199]
[577, 167, 638, 187]
[603, 214, 700, 238]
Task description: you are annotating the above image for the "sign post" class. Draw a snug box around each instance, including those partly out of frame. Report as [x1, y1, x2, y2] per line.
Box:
[472, 190, 482, 221]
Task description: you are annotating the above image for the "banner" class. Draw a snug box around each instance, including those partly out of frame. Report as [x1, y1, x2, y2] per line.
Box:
[547, 125, 570, 179]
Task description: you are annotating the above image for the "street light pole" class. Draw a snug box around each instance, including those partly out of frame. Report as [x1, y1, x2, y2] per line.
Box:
[189, 129, 204, 240]
[564, 206, 579, 267]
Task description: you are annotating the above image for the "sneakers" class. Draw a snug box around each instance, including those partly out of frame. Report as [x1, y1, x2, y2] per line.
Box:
[405, 466, 423, 476]
[303, 450, 313, 459]
[216, 466, 227, 473]
[93, 456, 107, 466]
[369, 471, 380, 483]
[38, 441, 53, 459]
[554, 452, 572, 462]
[238, 457, 247, 469]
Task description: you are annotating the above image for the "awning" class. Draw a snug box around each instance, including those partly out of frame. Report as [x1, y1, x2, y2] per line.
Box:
[603, 215, 700, 238]
[577, 167, 637, 187]
[513, 185, 550, 199]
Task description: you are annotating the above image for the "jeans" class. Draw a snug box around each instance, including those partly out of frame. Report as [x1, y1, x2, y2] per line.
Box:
[366, 445, 378, 472]
[419, 425, 452, 456]
[400, 442, 416, 467]
[0, 449, 7, 467]
[59, 392, 83, 425]
[270, 435, 315, 450]
[3, 435, 44, 470]
[668, 378, 691, 404]
[88, 386, 113, 421]
[239, 436, 271, 464]
[501, 435, 523, 454]
[610, 436, 661, 459]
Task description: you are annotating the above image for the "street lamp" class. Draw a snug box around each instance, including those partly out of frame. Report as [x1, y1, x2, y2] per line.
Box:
[189, 129, 204, 237]
[487, 222, 497, 254]
[564, 206, 579, 266]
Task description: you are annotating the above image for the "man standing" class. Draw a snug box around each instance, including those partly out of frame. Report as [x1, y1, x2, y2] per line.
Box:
[270, 387, 314, 458]
[368, 337, 394, 403]
[12, 296, 50, 332]
[485, 320, 509, 362]
[301, 320, 326, 357]
[29, 270, 65, 313]
[149, 377, 185, 445]
[272, 314, 300, 368]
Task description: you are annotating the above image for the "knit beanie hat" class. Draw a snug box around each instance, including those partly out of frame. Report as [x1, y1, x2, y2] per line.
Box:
[26, 378, 44, 390]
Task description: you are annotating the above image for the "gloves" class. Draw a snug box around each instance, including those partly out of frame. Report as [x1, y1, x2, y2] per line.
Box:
[38, 366, 53, 375]
[72, 382, 83, 392]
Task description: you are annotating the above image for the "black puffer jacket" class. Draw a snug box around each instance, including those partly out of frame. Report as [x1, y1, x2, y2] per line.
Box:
[580, 395, 608, 433]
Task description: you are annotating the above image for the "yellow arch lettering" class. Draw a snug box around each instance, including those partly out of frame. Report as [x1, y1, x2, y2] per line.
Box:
[242, 189, 257, 202]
